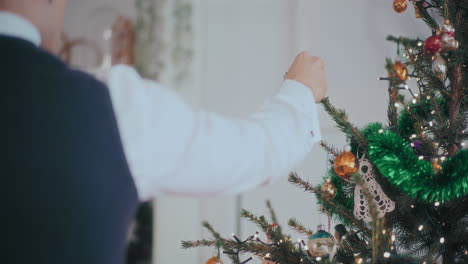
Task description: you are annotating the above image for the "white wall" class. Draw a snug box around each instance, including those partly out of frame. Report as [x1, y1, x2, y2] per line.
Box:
[64, 1, 429, 263]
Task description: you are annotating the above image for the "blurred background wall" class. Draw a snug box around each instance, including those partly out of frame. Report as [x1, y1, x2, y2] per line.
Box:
[64, 0, 428, 263]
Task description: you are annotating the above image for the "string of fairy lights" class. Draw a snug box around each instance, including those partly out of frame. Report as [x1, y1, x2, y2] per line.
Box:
[375, 24, 466, 264]
[378, 34, 466, 172]
[217, 229, 324, 264]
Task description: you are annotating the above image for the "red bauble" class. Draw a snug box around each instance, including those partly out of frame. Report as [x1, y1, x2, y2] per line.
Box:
[423, 35, 442, 55]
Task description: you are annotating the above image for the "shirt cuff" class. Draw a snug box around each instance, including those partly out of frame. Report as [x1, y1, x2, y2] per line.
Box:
[278, 79, 322, 144]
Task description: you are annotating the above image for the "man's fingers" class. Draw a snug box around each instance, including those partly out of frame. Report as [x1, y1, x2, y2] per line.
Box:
[286, 51, 327, 103]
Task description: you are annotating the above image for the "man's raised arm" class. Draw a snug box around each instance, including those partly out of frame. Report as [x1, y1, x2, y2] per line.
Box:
[107, 52, 327, 201]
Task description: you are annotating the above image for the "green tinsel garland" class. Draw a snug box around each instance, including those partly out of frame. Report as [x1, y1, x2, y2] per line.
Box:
[350, 122, 384, 154]
[367, 130, 468, 202]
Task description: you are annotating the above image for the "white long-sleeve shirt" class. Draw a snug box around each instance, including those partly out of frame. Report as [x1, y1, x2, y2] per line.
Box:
[0, 11, 322, 201]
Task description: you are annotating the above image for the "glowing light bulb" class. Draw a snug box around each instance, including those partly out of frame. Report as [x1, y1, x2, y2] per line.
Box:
[434, 201, 440, 207]
[384, 252, 391, 258]
[440, 237, 445, 244]
[418, 225, 424, 231]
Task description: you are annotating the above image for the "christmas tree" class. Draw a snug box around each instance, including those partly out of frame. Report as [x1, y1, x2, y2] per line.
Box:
[182, 1, 467, 263]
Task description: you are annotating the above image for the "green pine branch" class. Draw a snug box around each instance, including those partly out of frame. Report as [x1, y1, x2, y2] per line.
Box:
[266, 200, 284, 235]
[266, 200, 278, 223]
[240, 209, 271, 233]
[288, 173, 371, 236]
[386, 35, 422, 48]
[320, 97, 368, 149]
[320, 141, 340, 157]
[413, 1, 440, 30]
[181, 239, 216, 249]
[287, 218, 314, 237]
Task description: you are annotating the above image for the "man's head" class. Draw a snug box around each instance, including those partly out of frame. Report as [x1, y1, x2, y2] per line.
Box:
[0, 0, 67, 53]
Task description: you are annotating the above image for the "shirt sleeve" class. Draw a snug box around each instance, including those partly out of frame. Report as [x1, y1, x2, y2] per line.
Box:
[106, 64, 321, 201]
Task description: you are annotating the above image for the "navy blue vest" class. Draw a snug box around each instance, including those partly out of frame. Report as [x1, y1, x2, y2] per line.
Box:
[1, 36, 139, 264]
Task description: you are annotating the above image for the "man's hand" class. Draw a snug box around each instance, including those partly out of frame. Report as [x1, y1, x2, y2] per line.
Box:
[285, 51, 327, 103]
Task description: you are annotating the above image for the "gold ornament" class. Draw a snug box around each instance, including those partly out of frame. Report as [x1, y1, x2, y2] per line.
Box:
[206, 257, 224, 264]
[432, 158, 442, 173]
[432, 53, 447, 81]
[391, 61, 409, 81]
[321, 178, 337, 199]
[441, 20, 459, 52]
[334, 151, 359, 179]
[393, 0, 408, 13]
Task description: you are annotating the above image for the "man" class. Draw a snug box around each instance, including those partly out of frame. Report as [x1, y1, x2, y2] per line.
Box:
[1, 0, 327, 263]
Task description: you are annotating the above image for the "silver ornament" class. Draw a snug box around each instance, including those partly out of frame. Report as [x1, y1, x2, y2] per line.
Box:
[307, 225, 335, 257]
[432, 53, 447, 81]
[441, 20, 459, 52]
